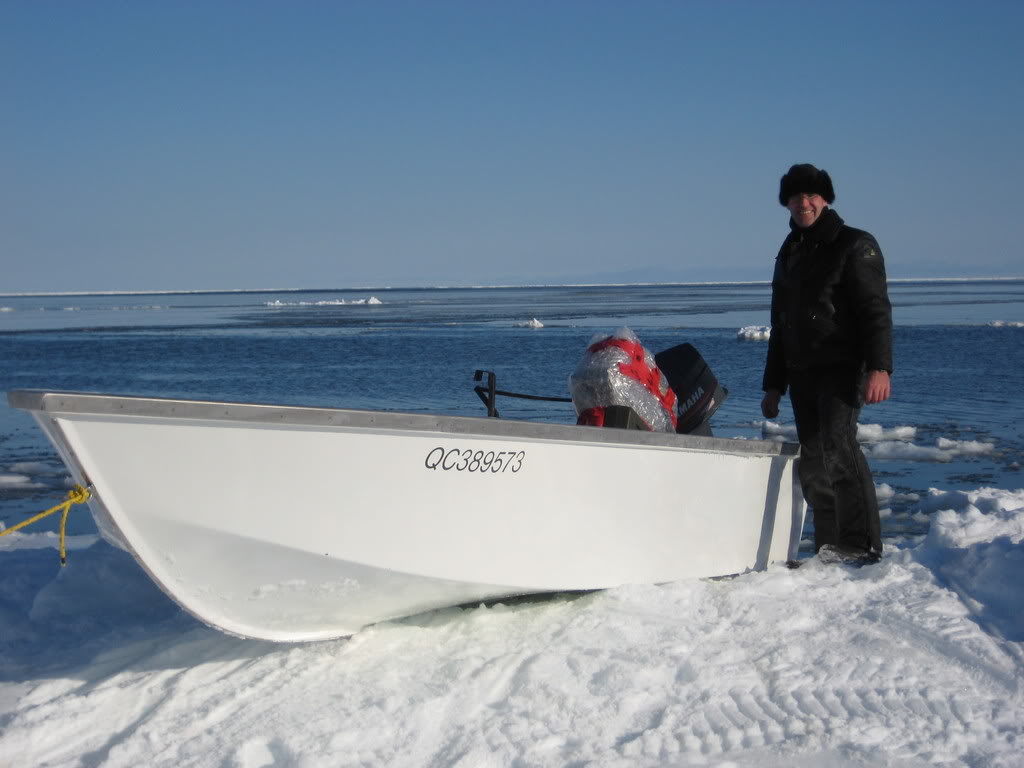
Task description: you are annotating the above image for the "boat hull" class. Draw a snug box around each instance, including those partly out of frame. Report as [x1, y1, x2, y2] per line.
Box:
[9, 391, 805, 642]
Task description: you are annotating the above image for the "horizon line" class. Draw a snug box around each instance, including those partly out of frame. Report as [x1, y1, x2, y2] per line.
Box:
[2, 275, 1022, 299]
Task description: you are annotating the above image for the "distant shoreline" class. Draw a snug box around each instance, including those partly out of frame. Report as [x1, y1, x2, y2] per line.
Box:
[2, 275, 1022, 299]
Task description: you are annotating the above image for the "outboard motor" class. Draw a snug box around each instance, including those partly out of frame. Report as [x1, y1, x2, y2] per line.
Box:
[654, 343, 728, 436]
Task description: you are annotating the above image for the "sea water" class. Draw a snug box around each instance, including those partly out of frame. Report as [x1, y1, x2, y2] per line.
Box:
[2, 280, 1023, 549]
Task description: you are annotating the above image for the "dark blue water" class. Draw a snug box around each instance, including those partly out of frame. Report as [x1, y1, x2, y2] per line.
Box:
[3, 281, 1023, 545]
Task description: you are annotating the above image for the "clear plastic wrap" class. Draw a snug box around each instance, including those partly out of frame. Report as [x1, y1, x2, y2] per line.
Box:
[568, 327, 677, 432]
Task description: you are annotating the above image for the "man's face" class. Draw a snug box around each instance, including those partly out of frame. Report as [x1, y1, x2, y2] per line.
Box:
[786, 192, 828, 228]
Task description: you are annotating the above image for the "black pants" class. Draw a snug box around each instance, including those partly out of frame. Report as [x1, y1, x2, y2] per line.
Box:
[788, 366, 882, 554]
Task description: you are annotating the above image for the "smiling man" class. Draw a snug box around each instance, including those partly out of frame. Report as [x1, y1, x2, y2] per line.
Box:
[761, 164, 893, 565]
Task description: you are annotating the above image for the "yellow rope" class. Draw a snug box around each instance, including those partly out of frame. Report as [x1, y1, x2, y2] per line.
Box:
[0, 484, 92, 565]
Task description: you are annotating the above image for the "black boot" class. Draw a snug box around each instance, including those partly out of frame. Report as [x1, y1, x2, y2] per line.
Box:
[817, 544, 882, 567]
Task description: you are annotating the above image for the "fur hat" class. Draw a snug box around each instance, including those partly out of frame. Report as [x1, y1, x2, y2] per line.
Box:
[778, 164, 835, 206]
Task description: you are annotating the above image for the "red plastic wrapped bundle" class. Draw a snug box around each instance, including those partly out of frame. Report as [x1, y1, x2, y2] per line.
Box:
[569, 328, 677, 432]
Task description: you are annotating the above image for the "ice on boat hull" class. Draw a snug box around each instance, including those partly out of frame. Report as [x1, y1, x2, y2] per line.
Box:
[8, 391, 805, 642]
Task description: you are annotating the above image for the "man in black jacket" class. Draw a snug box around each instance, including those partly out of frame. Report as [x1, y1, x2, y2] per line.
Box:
[761, 164, 892, 564]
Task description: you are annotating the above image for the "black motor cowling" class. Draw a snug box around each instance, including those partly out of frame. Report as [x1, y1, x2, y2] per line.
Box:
[654, 343, 729, 436]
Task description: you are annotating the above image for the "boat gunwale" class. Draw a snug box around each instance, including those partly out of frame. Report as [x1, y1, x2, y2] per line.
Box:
[7, 389, 799, 457]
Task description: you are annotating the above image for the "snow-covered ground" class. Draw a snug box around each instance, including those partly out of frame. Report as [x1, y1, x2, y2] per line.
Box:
[2, 484, 1022, 767]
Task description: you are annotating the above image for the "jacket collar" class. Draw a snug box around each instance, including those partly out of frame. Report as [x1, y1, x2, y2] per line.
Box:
[789, 207, 844, 243]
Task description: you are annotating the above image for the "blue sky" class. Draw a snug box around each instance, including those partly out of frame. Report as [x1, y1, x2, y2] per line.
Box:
[3, 1, 1022, 292]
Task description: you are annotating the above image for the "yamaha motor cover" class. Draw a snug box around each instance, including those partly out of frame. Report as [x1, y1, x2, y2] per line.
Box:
[654, 343, 728, 436]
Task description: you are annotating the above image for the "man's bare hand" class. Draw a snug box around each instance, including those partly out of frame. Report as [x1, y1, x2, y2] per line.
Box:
[761, 389, 782, 419]
[864, 370, 891, 404]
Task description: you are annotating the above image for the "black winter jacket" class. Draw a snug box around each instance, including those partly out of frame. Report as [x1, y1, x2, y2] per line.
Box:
[762, 208, 893, 394]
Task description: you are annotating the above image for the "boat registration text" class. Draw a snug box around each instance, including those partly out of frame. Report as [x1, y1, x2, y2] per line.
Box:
[424, 446, 526, 474]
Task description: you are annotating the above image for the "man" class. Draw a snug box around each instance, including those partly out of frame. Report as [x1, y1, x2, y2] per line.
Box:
[761, 163, 892, 565]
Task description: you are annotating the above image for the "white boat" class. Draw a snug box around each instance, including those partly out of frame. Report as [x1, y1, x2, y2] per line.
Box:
[8, 389, 805, 642]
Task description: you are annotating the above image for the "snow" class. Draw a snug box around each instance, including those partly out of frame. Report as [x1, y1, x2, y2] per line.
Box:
[920, 488, 1024, 547]
[863, 438, 995, 463]
[264, 296, 383, 307]
[0, 472, 44, 489]
[758, 420, 798, 439]
[8, 461, 51, 473]
[515, 318, 545, 328]
[856, 424, 917, 442]
[737, 325, 771, 341]
[874, 483, 920, 505]
[1, 481, 1023, 766]
[756, 422, 995, 463]
[759, 421, 919, 444]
